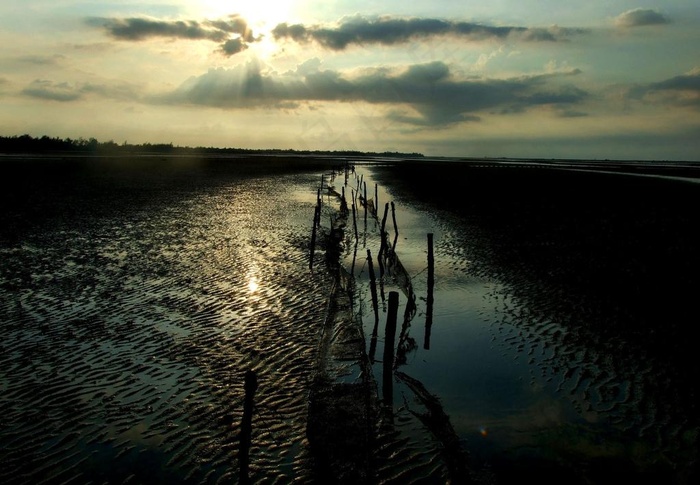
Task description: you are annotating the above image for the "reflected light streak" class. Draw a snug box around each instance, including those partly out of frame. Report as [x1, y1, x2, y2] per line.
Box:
[248, 275, 259, 293]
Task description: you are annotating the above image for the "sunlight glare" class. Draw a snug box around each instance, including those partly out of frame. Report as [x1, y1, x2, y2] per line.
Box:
[197, 0, 296, 27]
[248, 275, 259, 293]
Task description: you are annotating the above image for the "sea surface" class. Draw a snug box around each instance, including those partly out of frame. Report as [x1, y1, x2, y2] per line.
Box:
[1, 155, 699, 484]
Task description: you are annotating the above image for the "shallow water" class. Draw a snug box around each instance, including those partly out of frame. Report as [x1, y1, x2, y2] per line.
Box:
[340, 163, 700, 484]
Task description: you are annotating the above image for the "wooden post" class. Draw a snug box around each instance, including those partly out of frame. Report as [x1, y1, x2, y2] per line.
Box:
[425, 233, 435, 350]
[363, 181, 368, 223]
[367, 249, 380, 362]
[374, 183, 378, 217]
[309, 203, 320, 269]
[367, 249, 379, 330]
[391, 202, 399, 250]
[379, 203, 389, 255]
[351, 200, 358, 242]
[340, 186, 347, 214]
[239, 369, 258, 484]
[317, 188, 321, 219]
[383, 292, 399, 406]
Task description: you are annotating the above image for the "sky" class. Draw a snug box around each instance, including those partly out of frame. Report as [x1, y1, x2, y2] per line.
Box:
[0, 1, 698, 160]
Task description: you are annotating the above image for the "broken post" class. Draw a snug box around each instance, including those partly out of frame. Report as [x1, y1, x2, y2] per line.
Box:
[425, 233, 435, 350]
[239, 369, 258, 485]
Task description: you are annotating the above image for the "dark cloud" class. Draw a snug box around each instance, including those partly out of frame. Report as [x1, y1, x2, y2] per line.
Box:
[628, 68, 700, 108]
[614, 8, 670, 28]
[648, 69, 700, 92]
[221, 38, 248, 56]
[272, 15, 589, 50]
[159, 60, 586, 127]
[86, 14, 257, 56]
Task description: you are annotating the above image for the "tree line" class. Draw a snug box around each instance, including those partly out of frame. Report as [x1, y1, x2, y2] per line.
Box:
[0, 134, 423, 158]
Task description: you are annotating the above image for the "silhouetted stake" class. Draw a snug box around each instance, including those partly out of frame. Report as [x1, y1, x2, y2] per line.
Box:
[425, 233, 435, 350]
[363, 181, 368, 223]
[367, 248, 380, 362]
[351, 200, 358, 242]
[391, 202, 399, 250]
[367, 249, 379, 337]
[383, 291, 399, 407]
[350, 241, 358, 277]
[309, 203, 320, 270]
[341, 186, 347, 214]
[239, 369, 258, 485]
[374, 183, 378, 217]
[379, 203, 389, 256]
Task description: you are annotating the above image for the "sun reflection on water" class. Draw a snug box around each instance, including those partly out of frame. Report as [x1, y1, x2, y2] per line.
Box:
[248, 275, 259, 293]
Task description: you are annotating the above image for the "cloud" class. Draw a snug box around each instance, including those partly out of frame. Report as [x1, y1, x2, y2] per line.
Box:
[15, 55, 65, 66]
[272, 15, 588, 50]
[628, 68, 700, 108]
[614, 8, 670, 28]
[21, 79, 139, 103]
[158, 59, 587, 127]
[221, 38, 248, 56]
[21, 80, 82, 102]
[87, 14, 257, 56]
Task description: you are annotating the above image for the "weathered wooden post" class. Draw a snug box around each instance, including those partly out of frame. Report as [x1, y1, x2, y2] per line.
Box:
[374, 183, 378, 217]
[379, 203, 389, 256]
[425, 233, 435, 350]
[239, 369, 258, 484]
[391, 202, 399, 250]
[351, 199, 358, 243]
[363, 181, 368, 223]
[367, 249, 379, 331]
[309, 202, 320, 269]
[341, 186, 347, 214]
[383, 292, 399, 407]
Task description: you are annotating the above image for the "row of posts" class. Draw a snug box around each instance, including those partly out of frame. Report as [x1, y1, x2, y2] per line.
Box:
[246, 166, 436, 479]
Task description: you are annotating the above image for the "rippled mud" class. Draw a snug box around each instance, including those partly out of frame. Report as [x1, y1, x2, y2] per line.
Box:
[0, 156, 341, 484]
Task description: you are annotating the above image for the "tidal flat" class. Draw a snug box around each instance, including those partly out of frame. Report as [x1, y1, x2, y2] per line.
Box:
[1, 155, 698, 484]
